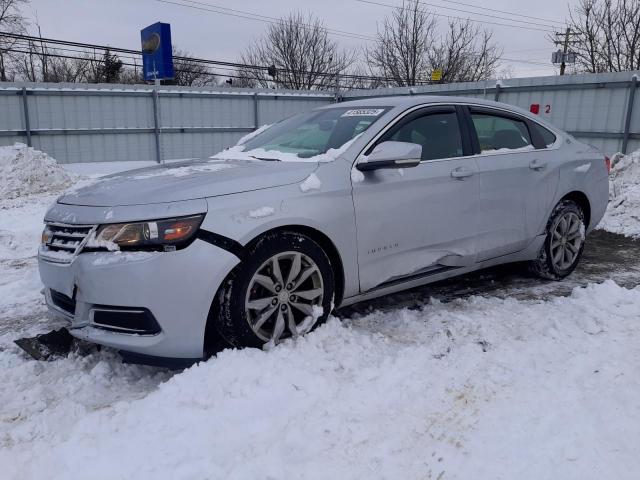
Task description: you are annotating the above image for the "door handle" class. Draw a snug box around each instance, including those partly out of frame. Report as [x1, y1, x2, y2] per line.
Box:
[451, 167, 474, 179]
[529, 159, 548, 171]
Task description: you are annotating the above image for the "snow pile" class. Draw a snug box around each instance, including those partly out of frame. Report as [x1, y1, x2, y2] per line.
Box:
[131, 162, 236, 179]
[0, 143, 78, 200]
[600, 150, 640, 238]
[3, 155, 640, 479]
[300, 173, 322, 192]
[351, 167, 365, 183]
[248, 206, 275, 218]
[2, 281, 640, 478]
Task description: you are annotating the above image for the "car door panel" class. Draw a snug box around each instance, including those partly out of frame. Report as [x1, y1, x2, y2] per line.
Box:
[465, 106, 560, 262]
[352, 106, 479, 293]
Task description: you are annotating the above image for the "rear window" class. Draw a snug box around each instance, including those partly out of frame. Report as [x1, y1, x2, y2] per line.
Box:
[530, 122, 557, 147]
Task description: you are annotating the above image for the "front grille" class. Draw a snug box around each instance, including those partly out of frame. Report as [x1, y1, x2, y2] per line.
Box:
[41, 222, 96, 263]
[50, 289, 76, 315]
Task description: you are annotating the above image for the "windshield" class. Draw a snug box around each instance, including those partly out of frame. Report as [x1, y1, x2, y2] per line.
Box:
[219, 106, 389, 162]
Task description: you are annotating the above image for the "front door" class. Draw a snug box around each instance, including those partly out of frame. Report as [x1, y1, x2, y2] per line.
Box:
[352, 106, 480, 292]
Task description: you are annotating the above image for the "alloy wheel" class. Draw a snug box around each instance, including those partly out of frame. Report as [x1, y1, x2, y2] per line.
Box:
[550, 212, 584, 271]
[245, 251, 324, 343]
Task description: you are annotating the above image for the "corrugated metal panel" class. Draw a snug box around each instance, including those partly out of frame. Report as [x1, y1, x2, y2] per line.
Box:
[0, 82, 334, 163]
[0, 91, 24, 131]
[342, 70, 640, 154]
[1, 72, 638, 163]
[31, 132, 157, 163]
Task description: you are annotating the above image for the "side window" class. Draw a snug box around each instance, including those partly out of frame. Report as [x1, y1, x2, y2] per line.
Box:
[530, 122, 557, 147]
[383, 111, 463, 161]
[471, 113, 533, 153]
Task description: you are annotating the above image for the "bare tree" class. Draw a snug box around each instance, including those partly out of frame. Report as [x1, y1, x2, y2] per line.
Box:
[11, 41, 95, 83]
[366, 0, 435, 87]
[0, 0, 29, 81]
[428, 20, 502, 83]
[367, 0, 501, 86]
[171, 47, 217, 87]
[565, 0, 640, 73]
[239, 12, 353, 90]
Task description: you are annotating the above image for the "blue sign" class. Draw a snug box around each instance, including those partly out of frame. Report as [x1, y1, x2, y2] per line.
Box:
[141, 22, 174, 81]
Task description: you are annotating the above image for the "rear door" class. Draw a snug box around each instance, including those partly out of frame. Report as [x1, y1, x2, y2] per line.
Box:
[352, 105, 480, 292]
[464, 106, 560, 261]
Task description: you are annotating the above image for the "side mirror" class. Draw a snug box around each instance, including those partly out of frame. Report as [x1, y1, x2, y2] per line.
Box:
[356, 141, 422, 171]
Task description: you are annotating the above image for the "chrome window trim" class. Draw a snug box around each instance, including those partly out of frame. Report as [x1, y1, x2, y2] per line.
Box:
[353, 100, 562, 169]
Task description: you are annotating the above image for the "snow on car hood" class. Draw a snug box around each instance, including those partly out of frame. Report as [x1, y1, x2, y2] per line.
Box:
[57, 158, 318, 207]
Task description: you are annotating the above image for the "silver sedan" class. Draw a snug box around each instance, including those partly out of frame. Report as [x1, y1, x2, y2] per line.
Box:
[38, 96, 609, 366]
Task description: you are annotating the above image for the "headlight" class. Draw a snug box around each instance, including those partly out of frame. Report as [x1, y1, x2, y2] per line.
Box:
[91, 214, 204, 251]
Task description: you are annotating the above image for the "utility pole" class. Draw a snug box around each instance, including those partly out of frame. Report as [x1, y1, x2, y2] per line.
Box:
[560, 27, 571, 76]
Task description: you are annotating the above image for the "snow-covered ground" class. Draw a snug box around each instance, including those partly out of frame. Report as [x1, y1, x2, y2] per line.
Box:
[1, 143, 640, 479]
[600, 150, 640, 238]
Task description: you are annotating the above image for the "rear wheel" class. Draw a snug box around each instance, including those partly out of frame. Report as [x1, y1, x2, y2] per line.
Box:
[213, 231, 334, 349]
[529, 199, 586, 280]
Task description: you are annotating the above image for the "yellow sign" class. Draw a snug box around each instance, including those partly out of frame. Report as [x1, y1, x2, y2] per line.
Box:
[431, 69, 443, 81]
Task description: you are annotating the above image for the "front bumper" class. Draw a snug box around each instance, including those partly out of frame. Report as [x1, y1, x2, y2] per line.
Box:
[39, 238, 239, 360]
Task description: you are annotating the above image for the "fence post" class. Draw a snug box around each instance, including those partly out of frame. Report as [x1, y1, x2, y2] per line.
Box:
[622, 75, 637, 155]
[21, 87, 32, 147]
[152, 85, 162, 164]
[494, 83, 501, 102]
[253, 92, 259, 129]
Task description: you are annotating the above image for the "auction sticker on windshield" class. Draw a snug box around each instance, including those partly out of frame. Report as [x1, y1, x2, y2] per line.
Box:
[341, 109, 386, 117]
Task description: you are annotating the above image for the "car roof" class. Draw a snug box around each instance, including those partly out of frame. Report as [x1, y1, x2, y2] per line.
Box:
[327, 94, 510, 110]
[323, 94, 558, 131]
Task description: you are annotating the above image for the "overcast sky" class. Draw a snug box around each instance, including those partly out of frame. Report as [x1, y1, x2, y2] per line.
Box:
[24, 0, 579, 79]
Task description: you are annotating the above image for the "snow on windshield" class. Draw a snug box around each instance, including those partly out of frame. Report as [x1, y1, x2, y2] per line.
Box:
[211, 133, 362, 163]
[212, 106, 386, 163]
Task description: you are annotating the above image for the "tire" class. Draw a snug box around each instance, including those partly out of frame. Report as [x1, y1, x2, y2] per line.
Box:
[212, 231, 335, 349]
[529, 199, 586, 280]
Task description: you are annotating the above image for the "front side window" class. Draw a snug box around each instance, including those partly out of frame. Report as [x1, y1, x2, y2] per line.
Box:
[471, 113, 532, 153]
[240, 107, 389, 160]
[382, 111, 464, 161]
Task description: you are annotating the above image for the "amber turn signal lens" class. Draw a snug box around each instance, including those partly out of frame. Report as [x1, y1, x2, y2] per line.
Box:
[163, 222, 196, 242]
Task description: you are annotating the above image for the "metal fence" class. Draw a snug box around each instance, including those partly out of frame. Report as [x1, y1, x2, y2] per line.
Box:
[0, 70, 638, 164]
[0, 83, 334, 164]
[343, 70, 640, 156]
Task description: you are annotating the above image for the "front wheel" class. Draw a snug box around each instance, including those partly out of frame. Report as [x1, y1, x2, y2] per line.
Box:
[213, 231, 335, 349]
[529, 199, 586, 280]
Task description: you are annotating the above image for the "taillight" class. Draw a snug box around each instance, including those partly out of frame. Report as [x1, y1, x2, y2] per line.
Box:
[605, 156, 611, 174]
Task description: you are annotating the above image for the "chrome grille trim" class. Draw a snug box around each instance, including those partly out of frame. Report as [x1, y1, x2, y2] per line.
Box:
[40, 222, 97, 264]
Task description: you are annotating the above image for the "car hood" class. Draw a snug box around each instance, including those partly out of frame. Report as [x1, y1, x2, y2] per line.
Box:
[58, 158, 318, 207]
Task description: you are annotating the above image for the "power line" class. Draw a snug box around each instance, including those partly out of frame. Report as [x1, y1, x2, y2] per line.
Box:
[0, 46, 308, 86]
[153, 0, 376, 41]
[438, 0, 565, 26]
[356, 0, 556, 33]
[0, 31, 402, 83]
[412, 0, 560, 30]
[153, 0, 559, 65]
[148, 1, 560, 66]
[0, 28, 555, 83]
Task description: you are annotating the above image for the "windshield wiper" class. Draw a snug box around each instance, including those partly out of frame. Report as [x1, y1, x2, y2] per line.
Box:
[249, 155, 281, 161]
